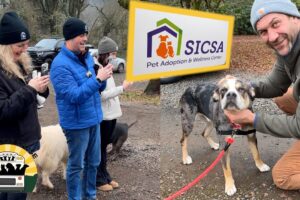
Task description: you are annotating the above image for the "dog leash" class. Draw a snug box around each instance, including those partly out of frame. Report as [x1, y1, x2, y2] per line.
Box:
[164, 133, 236, 200]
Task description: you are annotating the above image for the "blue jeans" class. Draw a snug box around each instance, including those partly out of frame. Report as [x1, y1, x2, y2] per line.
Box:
[0, 141, 40, 200]
[63, 125, 100, 200]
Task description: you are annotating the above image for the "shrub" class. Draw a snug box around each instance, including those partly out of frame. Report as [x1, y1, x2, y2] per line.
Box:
[217, 0, 255, 35]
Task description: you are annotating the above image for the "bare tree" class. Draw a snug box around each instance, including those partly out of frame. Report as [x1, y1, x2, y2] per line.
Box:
[62, 0, 89, 18]
[5, 0, 40, 41]
[87, 0, 128, 47]
[0, 0, 10, 8]
[29, 0, 88, 35]
[36, 0, 61, 34]
[90, 4, 117, 36]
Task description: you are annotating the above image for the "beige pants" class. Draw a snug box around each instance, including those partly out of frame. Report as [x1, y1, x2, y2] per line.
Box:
[272, 88, 300, 190]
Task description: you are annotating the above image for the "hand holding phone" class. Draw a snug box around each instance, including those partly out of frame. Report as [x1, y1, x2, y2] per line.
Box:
[97, 64, 113, 81]
[41, 63, 49, 76]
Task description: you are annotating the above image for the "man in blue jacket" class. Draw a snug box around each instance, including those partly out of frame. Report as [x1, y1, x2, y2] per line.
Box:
[50, 18, 113, 200]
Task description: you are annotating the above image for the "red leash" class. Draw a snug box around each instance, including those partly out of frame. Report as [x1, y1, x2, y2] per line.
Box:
[164, 137, 235, 200]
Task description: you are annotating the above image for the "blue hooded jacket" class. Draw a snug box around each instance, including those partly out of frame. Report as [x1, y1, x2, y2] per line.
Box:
[50, 45, 106, 129]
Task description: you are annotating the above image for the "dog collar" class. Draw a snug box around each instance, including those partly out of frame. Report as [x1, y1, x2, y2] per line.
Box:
[218, 129, 256, 135]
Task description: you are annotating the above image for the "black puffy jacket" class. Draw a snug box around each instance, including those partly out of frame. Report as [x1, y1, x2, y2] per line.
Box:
[0, 65, 49, 147]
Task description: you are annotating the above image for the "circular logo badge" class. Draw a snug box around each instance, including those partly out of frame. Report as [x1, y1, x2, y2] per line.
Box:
[0, 144, 37, 192]
[20, 32, 27, 40]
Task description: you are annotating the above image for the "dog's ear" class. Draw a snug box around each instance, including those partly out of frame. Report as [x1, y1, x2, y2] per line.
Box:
[212, 88, 220, 102]
[224, 75, 235, 80]
[248, 85, 255, 100]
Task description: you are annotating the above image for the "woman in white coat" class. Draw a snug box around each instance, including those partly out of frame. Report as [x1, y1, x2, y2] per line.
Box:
[95, 36, 132, 191]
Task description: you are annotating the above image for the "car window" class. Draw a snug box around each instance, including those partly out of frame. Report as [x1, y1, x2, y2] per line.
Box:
[56, 40, 65, 49]
[35, 39, 57, 49]
[89, 49, 98, 57]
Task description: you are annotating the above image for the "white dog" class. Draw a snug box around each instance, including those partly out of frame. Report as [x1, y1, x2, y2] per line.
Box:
[34, 124, 68, 190]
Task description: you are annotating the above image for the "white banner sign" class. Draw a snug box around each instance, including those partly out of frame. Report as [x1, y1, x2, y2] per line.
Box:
[126, 1, 234, 81]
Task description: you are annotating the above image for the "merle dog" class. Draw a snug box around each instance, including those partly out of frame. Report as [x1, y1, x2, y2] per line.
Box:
[180, 76, 270, 196]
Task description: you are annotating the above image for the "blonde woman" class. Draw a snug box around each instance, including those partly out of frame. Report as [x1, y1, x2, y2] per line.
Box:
[0, 11, 49, 200]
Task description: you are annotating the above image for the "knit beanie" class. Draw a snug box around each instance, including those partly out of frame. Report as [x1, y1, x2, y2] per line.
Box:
[251, 0, 300, 32]
[0, 11, 30, 45]
[63, 17, 88, 40]
[98, 36, 118, 54]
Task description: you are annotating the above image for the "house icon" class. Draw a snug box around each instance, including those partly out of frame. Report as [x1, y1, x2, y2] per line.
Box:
[147, 18, 183, 58]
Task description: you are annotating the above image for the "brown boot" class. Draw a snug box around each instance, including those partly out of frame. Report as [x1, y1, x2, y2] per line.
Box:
[97, 184, 113, 191]
[109, 180, 119, 188]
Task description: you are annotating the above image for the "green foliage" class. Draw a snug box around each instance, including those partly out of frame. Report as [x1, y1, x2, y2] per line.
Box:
[118, 0, 129, 9]
[118, 0, 160, 10]
[292, 0, 300, 8]
[217, 0, 254, 35]
[178, 0, 223, 11]
[193, 0, 223, 12]
[175, 0, 255, 35]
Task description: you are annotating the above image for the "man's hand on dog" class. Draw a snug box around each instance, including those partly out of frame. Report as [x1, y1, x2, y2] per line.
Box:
[224, 109, 255, 126]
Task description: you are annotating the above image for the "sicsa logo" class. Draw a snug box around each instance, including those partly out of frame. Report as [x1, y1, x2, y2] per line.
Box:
[147, 18, 183, 59]
[0, 144, 37, 192]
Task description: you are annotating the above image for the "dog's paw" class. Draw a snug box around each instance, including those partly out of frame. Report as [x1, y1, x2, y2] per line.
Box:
[42, 180, 54, 189]
[225, 184, 237, 196]
[258, 163, 270, 172]
[182, 155, 193, 165]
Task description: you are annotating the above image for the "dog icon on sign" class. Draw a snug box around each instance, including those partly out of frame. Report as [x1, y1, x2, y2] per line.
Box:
[156, 35, 169, 58]
[156, 35, 175, 59]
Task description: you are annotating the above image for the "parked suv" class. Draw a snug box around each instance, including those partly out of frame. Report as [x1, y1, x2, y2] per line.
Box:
[28, 38, 65, 66]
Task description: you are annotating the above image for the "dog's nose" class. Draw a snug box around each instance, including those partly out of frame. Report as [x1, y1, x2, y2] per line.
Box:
[226, 92, 237, 99]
